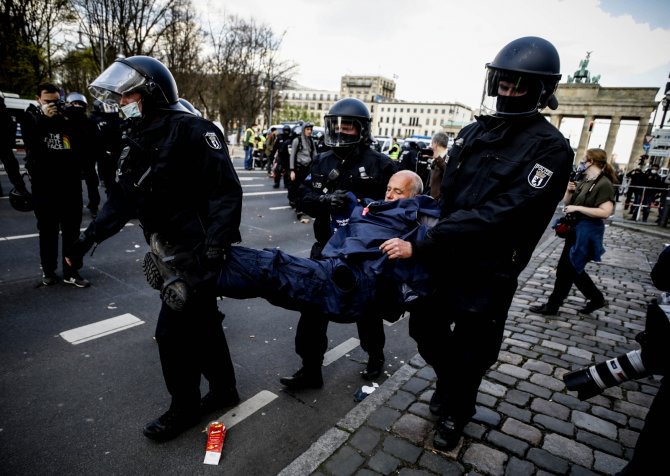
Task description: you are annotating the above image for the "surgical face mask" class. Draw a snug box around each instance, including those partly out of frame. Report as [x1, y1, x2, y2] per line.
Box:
[576, 161, 588, 173]
[120, 100, 142, 119]
[651, 169, 658, 174]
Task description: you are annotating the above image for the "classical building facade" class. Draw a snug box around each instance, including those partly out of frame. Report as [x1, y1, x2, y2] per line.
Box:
[272, 75, 474, 141]
[547, 84, 658, 169]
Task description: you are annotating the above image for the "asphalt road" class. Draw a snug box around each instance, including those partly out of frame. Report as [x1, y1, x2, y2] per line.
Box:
[0, 163, 418, 475]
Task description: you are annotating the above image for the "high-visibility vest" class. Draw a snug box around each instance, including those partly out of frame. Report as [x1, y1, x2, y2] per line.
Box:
[389, 143, 401, 160]
[244, 127, 255, 146]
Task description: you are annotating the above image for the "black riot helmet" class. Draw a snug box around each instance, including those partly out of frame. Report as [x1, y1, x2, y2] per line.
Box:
[89, 55, 187, 112]
[481, 36, 562, 117]
[282, 124, 292, 137]
[178, 98, 202, 117]
[323, 98, 371, 148]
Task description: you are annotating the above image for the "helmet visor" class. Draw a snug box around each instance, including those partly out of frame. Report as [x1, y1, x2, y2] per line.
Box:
[89, 61, 146, 104]
[480, 67, 544, 117]
[324, 116, 363, 147]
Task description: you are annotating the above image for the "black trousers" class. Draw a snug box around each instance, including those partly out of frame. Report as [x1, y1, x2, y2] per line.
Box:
[155, 294, 236, 411]
[546, 239, 603, 310]
[620, 376, 668, 474]
[409, 297, 506, 426]
[295, 311, 385, 369]
[33, 192, 82, 278]
[288, 165, 310, 211]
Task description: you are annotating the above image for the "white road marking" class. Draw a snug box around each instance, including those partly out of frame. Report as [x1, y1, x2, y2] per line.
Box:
[269, 206, 292, 210]
[0, 222, 135, 242]
[60, 313, 145, 345]
[241, 184, 265, 188]
[210, 390, 279, 430]
[323, 337, 360, 366]
[244, 191, 288, 197]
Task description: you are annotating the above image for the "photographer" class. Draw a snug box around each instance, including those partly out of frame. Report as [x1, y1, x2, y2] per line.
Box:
[616, 245, 670, 475]
[21, 83, 90, 287]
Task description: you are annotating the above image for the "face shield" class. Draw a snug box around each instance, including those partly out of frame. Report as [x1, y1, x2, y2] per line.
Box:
[89, 61, 147, 105]
[324, 116, 363, 147]
[479, 67, 545, 117]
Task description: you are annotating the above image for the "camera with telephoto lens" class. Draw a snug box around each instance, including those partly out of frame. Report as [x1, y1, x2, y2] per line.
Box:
[563, 300, 670, 400]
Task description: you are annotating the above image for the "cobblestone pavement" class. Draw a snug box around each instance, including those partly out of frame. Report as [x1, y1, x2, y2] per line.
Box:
[279, 221, 670, 476]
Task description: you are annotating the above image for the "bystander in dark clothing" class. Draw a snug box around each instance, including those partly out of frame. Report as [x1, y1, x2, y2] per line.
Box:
[22, 84, 90, 287]
[630, 164, 664, 222]
[288, 123, 316, 219]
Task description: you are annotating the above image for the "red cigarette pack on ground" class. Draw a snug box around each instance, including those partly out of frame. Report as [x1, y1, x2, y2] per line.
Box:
[203, 421, 227, 465]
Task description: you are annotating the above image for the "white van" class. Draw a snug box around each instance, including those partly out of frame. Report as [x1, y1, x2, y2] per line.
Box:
[2, 92, 38, 149]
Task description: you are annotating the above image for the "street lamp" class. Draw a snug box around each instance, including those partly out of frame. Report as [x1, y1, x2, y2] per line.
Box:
[76, 30, 105, 72]
[268, 79, 275, 126]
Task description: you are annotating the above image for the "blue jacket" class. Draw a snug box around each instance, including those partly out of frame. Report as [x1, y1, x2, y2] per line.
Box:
[217, 196, 441, 322]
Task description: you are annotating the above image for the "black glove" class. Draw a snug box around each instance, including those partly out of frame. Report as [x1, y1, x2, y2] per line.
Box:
[204, 246, 228, 271]
[319, 190, 350, 213]
[67, 232, 95, 270]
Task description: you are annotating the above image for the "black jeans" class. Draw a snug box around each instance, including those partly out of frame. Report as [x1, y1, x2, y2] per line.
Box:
[546, 239, 603, 309]
[295, 312, 385, 369]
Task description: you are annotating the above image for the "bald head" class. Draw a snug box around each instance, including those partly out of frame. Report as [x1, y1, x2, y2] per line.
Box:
[385, 170, 424, 201]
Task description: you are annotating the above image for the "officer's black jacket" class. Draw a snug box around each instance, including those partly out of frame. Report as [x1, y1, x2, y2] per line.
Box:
[300, 145, 397, 245]
[85, 111, 242, 250]
[413, 113, 573, 313]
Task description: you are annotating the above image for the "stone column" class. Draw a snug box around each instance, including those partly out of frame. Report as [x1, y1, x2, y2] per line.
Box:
[628, 118, 650, 169]
[550, 114, 562, 129]
[576, 115, 594, 164]
[604, 116, 621, 160]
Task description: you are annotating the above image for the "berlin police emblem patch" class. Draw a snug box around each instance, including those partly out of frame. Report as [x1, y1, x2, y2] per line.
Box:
[204, 132, 222, 150]
[528, 163, 553, 189]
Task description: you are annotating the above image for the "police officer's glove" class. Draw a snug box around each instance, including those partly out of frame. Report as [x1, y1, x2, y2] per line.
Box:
[318, 190, 350, 213]
[204, 246, 228, 271]
[67, 232, 95, 270]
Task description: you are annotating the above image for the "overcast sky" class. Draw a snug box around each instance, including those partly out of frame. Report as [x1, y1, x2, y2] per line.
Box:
[193, 0, 670, 162]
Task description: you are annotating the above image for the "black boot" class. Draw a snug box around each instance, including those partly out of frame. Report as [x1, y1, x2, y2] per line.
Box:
[579, 299, 606, 314]
[361, 355, 385, 381]
[143, 408, 200, 442]
[433, 416, 464, 451]
[279, 367, 323, 390]
[529, 303, 558, 316]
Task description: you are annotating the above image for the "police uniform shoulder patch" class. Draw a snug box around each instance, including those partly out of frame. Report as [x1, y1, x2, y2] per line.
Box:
[203, 132, 222, 150]
[528, 163, 553, 189]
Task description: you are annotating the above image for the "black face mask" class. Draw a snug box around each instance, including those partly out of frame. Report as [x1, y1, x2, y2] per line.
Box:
[495, 93, 541, 115]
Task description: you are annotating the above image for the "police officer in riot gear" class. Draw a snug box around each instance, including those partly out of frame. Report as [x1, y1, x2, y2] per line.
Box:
[65, 92, 102, 218]
[66, 56, 243, 442]
[380, 36, 573, 451]
[279, 98, 396, 390]
[271, 124, 292, 189]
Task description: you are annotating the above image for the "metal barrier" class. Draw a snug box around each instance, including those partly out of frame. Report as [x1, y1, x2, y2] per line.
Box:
[620, 184, 669, 224]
